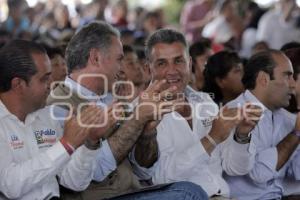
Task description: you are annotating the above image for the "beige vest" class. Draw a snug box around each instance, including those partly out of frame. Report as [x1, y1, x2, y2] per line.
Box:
[47, 83, 143, 200]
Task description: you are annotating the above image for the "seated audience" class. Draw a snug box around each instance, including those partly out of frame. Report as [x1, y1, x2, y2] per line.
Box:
[203, 51, 244, 106]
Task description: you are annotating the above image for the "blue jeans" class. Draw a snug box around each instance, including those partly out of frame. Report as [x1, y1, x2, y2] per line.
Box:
[109, 182, 208, 200]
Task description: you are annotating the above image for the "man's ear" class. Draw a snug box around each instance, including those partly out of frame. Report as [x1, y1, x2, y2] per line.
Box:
[10, 77, 26, 91]
[216, 77, 225, 89]
[88, 48, 101, 67]
[256, 71, 270, 88]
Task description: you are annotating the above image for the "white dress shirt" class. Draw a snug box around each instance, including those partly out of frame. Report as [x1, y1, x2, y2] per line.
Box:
[224, 90, 300, 200]
[50, 77, 152, 182]
[151, 86, 255, 197]
[0, 101, 98, 200]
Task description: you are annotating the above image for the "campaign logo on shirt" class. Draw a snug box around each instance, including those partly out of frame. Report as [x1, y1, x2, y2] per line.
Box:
[10, 134, 24, 149]
[201, 117, 214, 127]
[34, 129, 57, 148]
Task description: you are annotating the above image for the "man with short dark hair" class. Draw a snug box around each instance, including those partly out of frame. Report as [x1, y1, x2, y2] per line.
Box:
[0, 40, 105, 199]
[224, 50, 300, 199]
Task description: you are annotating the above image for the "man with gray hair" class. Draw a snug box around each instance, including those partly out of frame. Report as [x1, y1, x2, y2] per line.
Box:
[142, 28, 262, 199]
[47, 21, 209, 200]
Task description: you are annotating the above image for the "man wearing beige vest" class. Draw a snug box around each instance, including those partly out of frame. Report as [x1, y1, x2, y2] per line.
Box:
[47, 21, 208, 200]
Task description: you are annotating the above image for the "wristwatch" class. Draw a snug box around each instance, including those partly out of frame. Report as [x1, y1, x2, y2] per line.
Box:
[234, 132, 252, 144]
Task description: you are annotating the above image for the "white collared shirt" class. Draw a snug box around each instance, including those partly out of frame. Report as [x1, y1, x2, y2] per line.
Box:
[0, 101, 98, 200]
[151, 86, 255, 197]
[224, 90, 300, 200]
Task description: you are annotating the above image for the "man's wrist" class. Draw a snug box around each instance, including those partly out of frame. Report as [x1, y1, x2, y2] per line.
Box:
[234, 131, 252, 144]
[60, 138, 75, 155]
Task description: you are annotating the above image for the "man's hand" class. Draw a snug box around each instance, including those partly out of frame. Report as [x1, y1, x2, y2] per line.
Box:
[209, 107, 242, 144]
[61, 105, 102, 149]
[87, 102, 125, 140]
[135, 79, 182, 123]
[235, 103, 263, 137]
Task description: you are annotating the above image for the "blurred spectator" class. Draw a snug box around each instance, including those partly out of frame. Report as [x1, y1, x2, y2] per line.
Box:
[252, 41, 269, 56]
[3, 0, 30, 38]
[189, 39, 213, 91]
[0, 29, 11, 48]
[117, 45, 144, 101]
[202, 0, 243, 48]
[256, 0, 300, 49]
[240, 1, 266, 58]
[94, 0, 109, 21]
[44, 45, 68, 85]
[140, 11, 162, 38]
[136, 48, 151, 88]
[180, 0, 215, 43]
[120, 28, 135, 46]
[109, 0, 128, 28]
[203, 50, 244, 105]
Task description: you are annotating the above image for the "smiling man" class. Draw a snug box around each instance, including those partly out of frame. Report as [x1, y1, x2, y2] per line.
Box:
[144, 29, 261, 199]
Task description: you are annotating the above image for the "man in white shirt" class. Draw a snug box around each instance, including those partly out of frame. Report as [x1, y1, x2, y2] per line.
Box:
[0, 40, 106, 200]
[144, 28, 261, 199]
[224, 50, 300, 199]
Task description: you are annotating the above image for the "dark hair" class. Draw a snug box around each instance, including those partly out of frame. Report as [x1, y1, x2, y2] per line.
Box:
[123, 45, 135, 55]
[189, 39, 211, 73]
[65, 21, 120, 73]
[145, 29, 188, 60]
[203, 51, 241, 104]
[43, 44, 65, 59]
[246, 2, 266, 29]
[242, 50, 283, 90]
[0, 40, 46, 92]
[280, 42, 300, 51]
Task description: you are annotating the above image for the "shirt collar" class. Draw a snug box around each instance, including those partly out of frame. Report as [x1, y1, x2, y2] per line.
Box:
[0, 100, 11, 119]
[65, 77, 114, 105]
[0, 100, 39, 124]
[243, 90, 269, 113]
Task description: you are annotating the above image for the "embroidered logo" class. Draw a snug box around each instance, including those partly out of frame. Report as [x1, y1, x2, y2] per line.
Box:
[34, 129, 57, 147]
[10, 135, 24, 149]
[201, 117, 214, 127]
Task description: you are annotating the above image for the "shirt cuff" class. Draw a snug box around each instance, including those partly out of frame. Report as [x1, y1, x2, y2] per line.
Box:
[46, 142, 70, 165]
[231, 138, 256, 155]
[93, 140, 117, 182]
